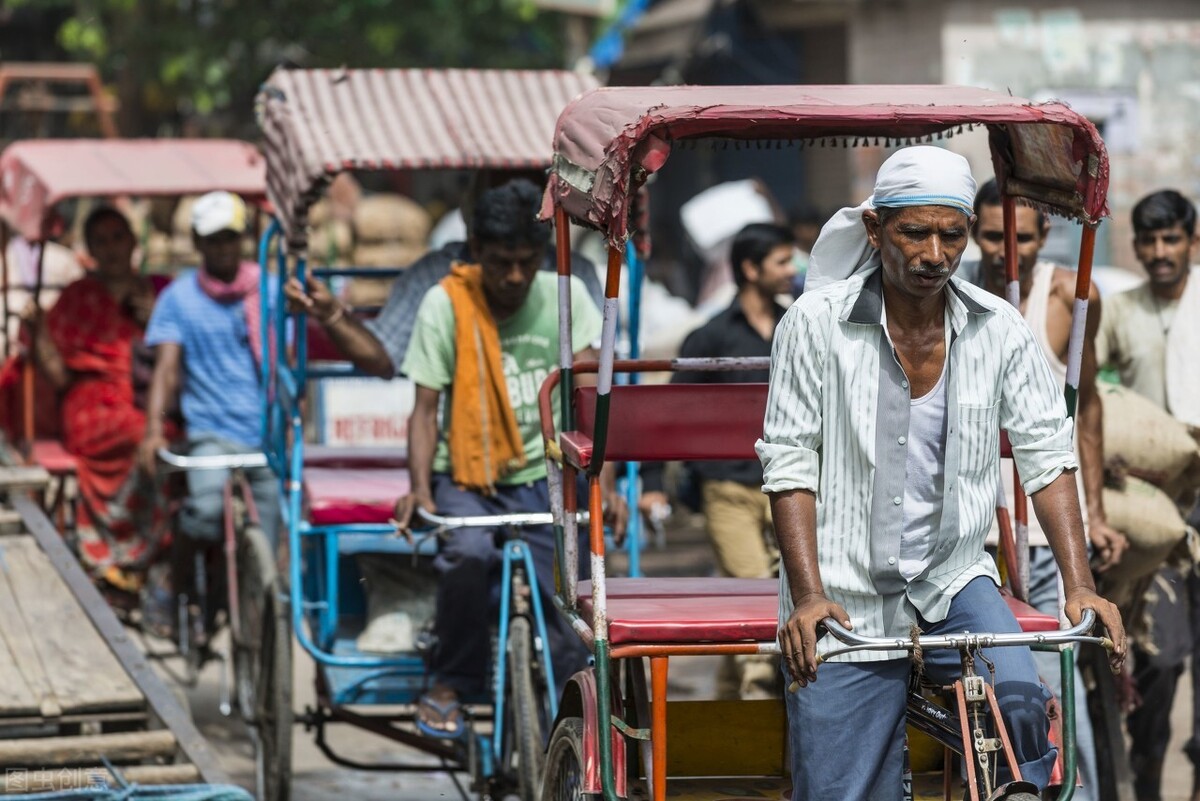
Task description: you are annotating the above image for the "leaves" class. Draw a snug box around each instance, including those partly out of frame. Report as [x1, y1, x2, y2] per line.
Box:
[38, 0, 574, 135]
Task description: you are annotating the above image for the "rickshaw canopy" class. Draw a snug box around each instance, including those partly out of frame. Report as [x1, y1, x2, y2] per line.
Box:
[256, 67, 600, 250]
[541, 84, 1111, 247]
[0, 139, 267, 242]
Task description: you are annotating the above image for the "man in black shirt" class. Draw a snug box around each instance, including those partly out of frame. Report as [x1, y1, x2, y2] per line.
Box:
[642, 222, 796, 698]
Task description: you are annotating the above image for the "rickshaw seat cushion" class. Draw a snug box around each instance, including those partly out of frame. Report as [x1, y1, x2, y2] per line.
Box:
[304, 445, 408, 469]
[305, 465, 410, 526]
[1002, 592, 1059, 633]
[31, 440, 78, 475]
[573, 580, 1058, 644]
[565, 383, 768, 467]
[577, 591, 778, 645]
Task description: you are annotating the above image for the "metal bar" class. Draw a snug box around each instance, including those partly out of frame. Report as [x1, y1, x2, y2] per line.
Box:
[311, 267, 406, 279]
[555, 206, 575, 434]
[1002, 194, 1030, 602]
[1, 224, 9, 358]
[11, 495, 230, 785]
[650, 656, 668, 801]
[493, 543, 514, 764]
[983, 682, 1022, 780]
[1057, 646, 1078, 801]
[1064, 225, 1097, 420]
[517, 541, 559, 720]
[953, 681, 981, 800]
[595, 640, 620, 801]
[612, 642, 773, 659]
[589, 246, 623, 472]
[624, 247, 645, 576]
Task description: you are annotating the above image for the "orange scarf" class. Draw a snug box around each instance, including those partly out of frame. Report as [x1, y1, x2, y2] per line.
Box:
[441, 264, 526, 493]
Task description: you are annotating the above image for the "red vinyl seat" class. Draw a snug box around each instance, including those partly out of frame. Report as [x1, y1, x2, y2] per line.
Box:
[573, 577, 1059, 645]
[304, 465, 410, 526]
[31, 440, 78, 475]
[304, 445, 407, 470]
[561, 383, 768, 469]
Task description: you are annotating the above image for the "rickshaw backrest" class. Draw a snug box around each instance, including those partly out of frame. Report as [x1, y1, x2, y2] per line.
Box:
[572, 383, 767, 463]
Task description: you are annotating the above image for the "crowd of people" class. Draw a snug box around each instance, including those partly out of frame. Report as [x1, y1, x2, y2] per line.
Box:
[7, 151, 1200, 799]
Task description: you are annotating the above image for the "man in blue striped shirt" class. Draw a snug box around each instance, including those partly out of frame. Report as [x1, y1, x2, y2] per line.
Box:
[757, 147, 1124, 799]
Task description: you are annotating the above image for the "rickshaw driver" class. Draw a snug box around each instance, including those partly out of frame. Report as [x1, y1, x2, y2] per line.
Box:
[757, 146, 1125, 799]
[388, 179, 627, 739]
[138, 191, 281, 547]
[282, 175, 603, 380]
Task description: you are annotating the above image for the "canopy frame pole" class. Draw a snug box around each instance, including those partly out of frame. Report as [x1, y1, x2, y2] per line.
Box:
[1002, 194, 1030, 602]
[552, 204, 579, 611]
[21, 241, 44, 455]
[1, 223, 9, 359]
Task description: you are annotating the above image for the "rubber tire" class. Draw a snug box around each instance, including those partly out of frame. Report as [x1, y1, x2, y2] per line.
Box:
[232, 524, 294, 801]
[541, 717, 592, 801]
[507, 616, 546, 801]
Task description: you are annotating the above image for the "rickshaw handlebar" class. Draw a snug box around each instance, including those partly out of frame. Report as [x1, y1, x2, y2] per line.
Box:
[817, 609, 1110, 661]
[156, 448, 269, 472]
[411, 510, 589, 531]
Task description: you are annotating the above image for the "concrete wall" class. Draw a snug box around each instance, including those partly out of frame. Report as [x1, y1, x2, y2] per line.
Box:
[941, 0, 1200, 268]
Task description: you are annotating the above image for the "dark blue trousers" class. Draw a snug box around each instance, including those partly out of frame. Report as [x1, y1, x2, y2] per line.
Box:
[430, 473, 590, 697]
[784, 577, 1056, 800]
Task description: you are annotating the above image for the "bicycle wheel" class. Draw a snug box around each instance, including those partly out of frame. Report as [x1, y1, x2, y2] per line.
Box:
[542, 717, 592, 801]
[232, 523, 294, 801]
[507, 615, 547, 801]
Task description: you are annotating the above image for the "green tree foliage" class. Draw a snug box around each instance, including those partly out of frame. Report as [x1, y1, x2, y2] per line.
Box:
[19, 0, 571, 136]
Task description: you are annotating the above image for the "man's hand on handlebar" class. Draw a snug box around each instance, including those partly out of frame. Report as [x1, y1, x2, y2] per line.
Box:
[778, 592, 851, 689]
[138, 434, 169, 476]
[392, 489, 437, 541]
[1064, 586, 1126, 673]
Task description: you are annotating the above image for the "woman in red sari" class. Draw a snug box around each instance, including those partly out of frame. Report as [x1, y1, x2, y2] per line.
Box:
[25, 208, 171, 597]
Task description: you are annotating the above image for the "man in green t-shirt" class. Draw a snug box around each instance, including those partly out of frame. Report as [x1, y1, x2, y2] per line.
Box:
[392, 179, 624, 738]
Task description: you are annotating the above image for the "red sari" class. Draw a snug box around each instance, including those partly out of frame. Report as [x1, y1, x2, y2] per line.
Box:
[46, 275, 170, 581]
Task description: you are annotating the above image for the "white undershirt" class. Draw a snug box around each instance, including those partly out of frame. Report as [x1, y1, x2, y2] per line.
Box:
[885, 305, 951, 581]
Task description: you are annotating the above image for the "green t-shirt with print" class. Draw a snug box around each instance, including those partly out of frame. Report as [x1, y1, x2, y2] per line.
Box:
[401, 271, 603, 485]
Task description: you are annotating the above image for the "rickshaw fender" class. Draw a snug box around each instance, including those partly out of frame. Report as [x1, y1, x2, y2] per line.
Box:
[552, 668, 628, 798]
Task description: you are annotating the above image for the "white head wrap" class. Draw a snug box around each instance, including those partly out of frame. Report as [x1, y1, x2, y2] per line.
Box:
[805, 146, 977, 291]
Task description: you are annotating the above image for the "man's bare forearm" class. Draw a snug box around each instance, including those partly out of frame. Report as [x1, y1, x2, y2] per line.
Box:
[1077, 391, 1106, 521]
[407, 401, 438, 498]
[768, 489, 824, 604]
[1030, 470, 1096, 594]
[145, 344, 180, 439]
[323, 315, 396, 379]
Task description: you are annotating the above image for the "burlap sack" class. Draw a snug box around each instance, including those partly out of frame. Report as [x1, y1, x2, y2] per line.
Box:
[352, 242, 424, 269]
[308, 220, 353, 265]
[353, 194, 431, 244]
[1101, 383, 1200, 486]
[1102, 475, 1188, 584]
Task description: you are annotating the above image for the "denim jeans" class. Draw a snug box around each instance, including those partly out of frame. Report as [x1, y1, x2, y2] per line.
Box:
[178, 435, 280, 548]
[784, 577, 1055, 800]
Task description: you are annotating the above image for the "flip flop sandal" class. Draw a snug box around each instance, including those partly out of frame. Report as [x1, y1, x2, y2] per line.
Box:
[416, 693, 467, 740]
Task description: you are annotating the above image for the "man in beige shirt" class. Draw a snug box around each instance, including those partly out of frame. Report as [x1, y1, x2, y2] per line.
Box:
[1095, 189, 1200, 801]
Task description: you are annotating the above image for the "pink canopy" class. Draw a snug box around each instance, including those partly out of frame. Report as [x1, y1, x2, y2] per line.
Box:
[540, 85, 1110, 246]
[257, 68, 599, 250]
[0, 139, 266, 242]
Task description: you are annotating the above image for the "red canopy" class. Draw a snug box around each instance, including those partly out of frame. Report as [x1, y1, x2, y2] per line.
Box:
[540, 85, 1110, 246]
[0, 139, 266, 242]
[257, 68, 600, 250]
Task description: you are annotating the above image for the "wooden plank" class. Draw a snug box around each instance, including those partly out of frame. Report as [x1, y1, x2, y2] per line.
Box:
[0, 535, 141, 715]
[0, 763, 200, 793]
[0, 730, 178, 767]
[0, 466, 49, 492]
[12, 495, 231, 785]
[0, 539, 58, 717]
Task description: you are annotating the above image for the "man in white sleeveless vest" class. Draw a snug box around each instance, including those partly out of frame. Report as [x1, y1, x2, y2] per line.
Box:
[974, 178, 1122, 801]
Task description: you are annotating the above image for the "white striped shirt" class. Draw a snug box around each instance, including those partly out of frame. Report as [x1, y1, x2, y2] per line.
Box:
[756, 267, 1077, 661]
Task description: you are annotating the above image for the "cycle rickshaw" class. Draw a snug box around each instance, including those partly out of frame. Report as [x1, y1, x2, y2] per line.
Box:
[254, 66, 598, 800]
[536, 84, 1114, 801]
[0, 138, 293, 801]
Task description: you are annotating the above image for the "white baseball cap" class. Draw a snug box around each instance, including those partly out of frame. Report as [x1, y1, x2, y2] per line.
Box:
[192, 191, 248, 238]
